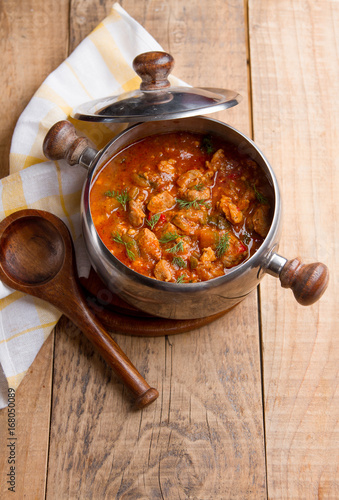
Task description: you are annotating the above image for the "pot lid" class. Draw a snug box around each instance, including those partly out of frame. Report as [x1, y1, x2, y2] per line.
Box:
[72, 52, 242, 123]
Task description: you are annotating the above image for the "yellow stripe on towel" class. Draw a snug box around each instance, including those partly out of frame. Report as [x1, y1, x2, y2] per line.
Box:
[89, 24, 140, 88]
[36, 84, 73, 116]
[65, 61, 94, 100]
[1, 174, 28, 217]
[0, 292, 25, 312]
[0, 321, 58, 345]
[7, 371, 28, 389]
[10, 154, 45, 172]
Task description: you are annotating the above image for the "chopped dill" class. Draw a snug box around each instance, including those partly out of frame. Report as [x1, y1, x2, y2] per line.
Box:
[216, 233, 230, 258]
[176, 198, 211, 210]
[192, 183, 205, 191]
[146, 213, 160, 230]
[201, 135, 215, 154]
[104, 188, 130, 211]
[172, 256, 187, 268]
[243, 233, 250, 245]
[159, 232, 182, 243]
[176, 274, 188, 283]
[112, 232, 136, 261]
[166, 240, 184, 254]
[252, 184, 268, 204]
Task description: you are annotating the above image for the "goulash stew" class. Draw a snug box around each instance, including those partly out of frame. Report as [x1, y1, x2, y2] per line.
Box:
[90, 132, 272, 283]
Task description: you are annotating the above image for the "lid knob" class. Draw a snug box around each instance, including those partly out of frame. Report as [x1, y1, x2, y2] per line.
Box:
[133, 51, 174, 91]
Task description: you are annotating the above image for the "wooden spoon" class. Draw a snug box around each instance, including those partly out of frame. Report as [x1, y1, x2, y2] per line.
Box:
[0, 209, 159, 409]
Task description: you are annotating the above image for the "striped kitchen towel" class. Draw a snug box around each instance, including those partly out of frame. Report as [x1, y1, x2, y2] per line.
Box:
[0, 3, 183, 408]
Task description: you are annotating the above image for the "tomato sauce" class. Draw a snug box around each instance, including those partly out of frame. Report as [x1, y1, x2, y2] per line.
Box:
[90, 132, 272, 283]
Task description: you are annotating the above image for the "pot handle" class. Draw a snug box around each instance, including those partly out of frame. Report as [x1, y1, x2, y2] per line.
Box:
[43, 120, 98, 169]
[266, 253, 329, 305]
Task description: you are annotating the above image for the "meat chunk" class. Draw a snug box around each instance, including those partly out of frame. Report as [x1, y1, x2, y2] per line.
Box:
[158, 159, 176, 175]
[177, 169, 203, 189]
[161, 222, 179, 238]
[200, 247, 216, 263]
[206, 149, 227, 172]
[196, 261, 224, 281]
[253, 205, 270, 237]
[131, 172, 150, 188]
[220, 233, 247, 268]
[147, 191, 175, 213]
[199, 227, 218, 249]
[237, 187, 256, 211]
[136, 228, 162, 261]
[171, 213, 199, 234]
[219, 196, 243, 224]
[154, 260, 173, 281]
[103, 196, 120, 214]
[185, 186, 211, 201]
[180, 208, 208, 224]
[128, 200, 146, 227]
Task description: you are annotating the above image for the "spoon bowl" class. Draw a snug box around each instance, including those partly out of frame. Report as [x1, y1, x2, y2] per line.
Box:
[0, 216, 65, 285]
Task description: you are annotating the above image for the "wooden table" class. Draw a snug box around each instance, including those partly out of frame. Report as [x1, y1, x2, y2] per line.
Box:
[0, 1, 338, 498]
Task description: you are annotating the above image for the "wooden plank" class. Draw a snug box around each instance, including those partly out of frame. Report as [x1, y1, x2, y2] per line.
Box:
[46, 1, 267, 498]
[68, 0, 111, 49]
[249, 0, 339, 498]
[0, 1, 69, 498]
[0, 0, 70, 177]
[0, 335, 54, 499]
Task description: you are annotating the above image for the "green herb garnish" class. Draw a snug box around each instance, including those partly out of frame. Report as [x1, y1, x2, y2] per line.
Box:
[166, 241, 184, 254]
[146, 213, 160, 230]
[176, 198, 211, 210]
[192, 183, 205, 191]
[172, 256, 187, 268]
[201, 135, 215, 154]
[216, 233, 230, 258]
[252, 184, 268, 204]
[243, 233, 250, 245]
[159, 232, 182, 243]
[176, 274, 188, 283]
[105, 188, 130, 211]
[112, 232, 136, 261]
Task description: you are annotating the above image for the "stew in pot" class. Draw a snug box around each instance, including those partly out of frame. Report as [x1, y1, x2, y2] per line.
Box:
[90, 131, 273, 283]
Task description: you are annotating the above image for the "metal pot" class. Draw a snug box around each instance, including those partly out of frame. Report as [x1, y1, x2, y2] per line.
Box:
[43, 116, 329, 319]
[43, 52, 329, 319]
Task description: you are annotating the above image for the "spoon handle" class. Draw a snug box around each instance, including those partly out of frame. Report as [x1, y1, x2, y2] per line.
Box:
[54, 281, 159, 409]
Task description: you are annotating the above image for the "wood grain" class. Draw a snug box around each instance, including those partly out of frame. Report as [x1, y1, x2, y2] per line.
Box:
[0, 334, 54, 499]
[249, 0, 339, 498]
[0, 1, 69, 499]
[45, 1, 267, 498]
[0, 0, 70, 177]
[47, 301, 266, 499]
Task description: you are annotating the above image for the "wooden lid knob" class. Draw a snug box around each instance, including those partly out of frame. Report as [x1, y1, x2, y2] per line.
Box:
[280, 257, 329, 306]
[43, 120, 90, 166]
[133, 51, 174, 91]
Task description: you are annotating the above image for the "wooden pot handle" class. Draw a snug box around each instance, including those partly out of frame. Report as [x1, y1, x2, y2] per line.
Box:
[279, 257, 329, 306]
[133, 51, 174, 91]
[43, 120, 90, 165]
